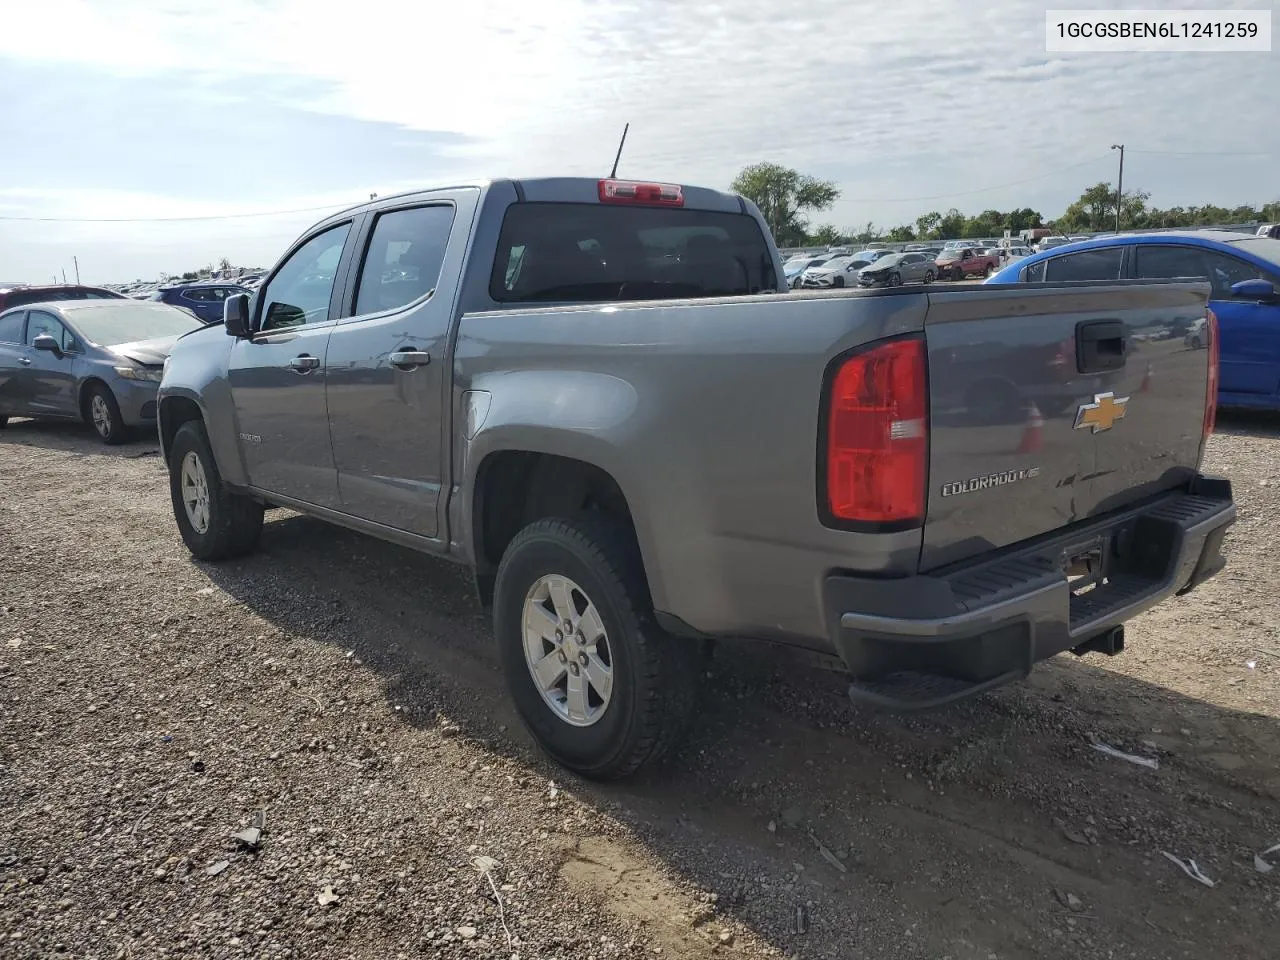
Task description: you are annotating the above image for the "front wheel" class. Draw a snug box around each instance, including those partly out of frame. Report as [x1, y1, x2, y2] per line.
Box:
[890, 272, 903, 287]
[493, 517, 703, 780]
[833, 275, 845, 288]
[85, 383, 128, 445]
[924, 270, 935, 284]
[0, 415, 8, 429]
[168, 421, 264, 560]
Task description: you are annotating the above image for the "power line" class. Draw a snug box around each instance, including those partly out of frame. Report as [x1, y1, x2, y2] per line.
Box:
[839, 154, 1114, 204]
[0, 201, 353, 224]
[1127, 148, 1279, 157]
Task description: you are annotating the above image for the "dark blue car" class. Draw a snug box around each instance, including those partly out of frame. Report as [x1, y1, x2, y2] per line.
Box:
[148, 282, 250, 324]
[986, 230, 1280, 410]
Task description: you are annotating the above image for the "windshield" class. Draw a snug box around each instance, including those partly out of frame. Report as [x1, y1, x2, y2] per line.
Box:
[66, 302, 201, 346]
[491, 202, 777, 302]
[867, 254, 900, 266]
[1225, 236, 1280, 266]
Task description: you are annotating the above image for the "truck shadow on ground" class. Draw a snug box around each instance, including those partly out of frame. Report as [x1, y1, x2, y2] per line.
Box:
[200, 511, 1280, 960]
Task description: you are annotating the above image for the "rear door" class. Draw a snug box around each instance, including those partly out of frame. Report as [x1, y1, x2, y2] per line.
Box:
[0, 310, 30, 415]
[920, 279, 1210, 571]
[325, 190, 477, 539]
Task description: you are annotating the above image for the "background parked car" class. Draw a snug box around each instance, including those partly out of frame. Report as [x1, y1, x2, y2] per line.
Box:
[799, 255, 864, 288]
[0, 284, 125, 313]
[857, 252, 936, 286]
[985, 230, 1280, 410]
[784, 255, 830, 288]
[148, 282, 252, 324]
[0, 299, 201, 442]
[936, 246, 1000, 280]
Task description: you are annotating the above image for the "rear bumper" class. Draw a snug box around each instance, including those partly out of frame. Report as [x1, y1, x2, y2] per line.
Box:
[826, 478, 1235, 710]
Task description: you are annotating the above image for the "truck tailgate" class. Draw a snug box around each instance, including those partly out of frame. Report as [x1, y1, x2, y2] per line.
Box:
[921, 281, 1212, 572]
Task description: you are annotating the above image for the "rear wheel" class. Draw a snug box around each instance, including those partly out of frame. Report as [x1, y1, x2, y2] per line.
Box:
[85, 383, 128, 445]
[168, 421, 263, 560]
[494, 516, 703, 780]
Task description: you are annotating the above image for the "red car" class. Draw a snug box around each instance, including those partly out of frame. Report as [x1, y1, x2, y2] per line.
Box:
[935, 248, 1000, 281]
[0, 284, 124, 313]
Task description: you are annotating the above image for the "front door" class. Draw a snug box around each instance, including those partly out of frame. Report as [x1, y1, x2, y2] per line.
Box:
[24, 310, 81, 417]
[228, 219, 356, 508]
[325, 192, 475, 540]
[1132, 243, 1280, 398]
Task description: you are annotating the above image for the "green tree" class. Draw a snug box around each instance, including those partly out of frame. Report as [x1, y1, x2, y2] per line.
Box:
[809, 223, 845, 246]
[731, 163, 840, 247]
[915, 211, 942, 239]
[936, 208, 966, 239]
[887, 225, 916, 242]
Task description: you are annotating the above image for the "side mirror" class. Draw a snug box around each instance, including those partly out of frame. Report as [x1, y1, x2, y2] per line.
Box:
[32, 333, 62, 357]
[224, 293, 251, 338]
[1230, 278, 1278, 302]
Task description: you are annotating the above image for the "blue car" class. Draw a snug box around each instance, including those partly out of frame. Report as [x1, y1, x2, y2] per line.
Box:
[986, 230, 1280, 410]
[148, 282, 251, 324]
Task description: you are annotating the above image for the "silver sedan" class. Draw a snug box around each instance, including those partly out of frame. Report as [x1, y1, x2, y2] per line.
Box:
[0, 299, 201, 443]
[856, 252, 937, 287]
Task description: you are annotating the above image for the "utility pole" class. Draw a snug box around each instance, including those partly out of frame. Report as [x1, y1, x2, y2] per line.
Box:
[61, 268, 67, 284]
[73, 256, 80, 284]
[1111, 143, 1125, 233]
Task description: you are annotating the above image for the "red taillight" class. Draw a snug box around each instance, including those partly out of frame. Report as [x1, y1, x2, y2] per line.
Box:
[825, 338, 928, 525]
[1203, 308, 1219, 438]
[598, 179, 684, 207]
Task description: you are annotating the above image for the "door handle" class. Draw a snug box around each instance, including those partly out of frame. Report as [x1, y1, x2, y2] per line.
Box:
[1075, 320, 1127, 374]
[389, 349, 431, 371]
[288, 354, 320, 374]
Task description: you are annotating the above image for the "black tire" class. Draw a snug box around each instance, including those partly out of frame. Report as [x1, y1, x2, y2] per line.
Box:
[983, 264, 994, 278]
[85, 382, 129, 445]
[924, 270, 935, 284]
[833, 275, 845, 288]
[890, 271, 903, 287]
[167, 420, 263, 561]
[493, 516, 703, 780]
[0, 415, 8, 429]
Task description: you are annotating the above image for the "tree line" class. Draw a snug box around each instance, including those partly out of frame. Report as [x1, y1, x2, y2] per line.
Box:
[730, 162, 1280, 247]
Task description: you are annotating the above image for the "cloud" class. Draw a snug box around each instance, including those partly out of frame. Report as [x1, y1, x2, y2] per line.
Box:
[1, 0, 1277, 279]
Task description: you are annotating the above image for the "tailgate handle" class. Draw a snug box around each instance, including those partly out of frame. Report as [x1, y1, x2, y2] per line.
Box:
[1076, 319, 1127, 373]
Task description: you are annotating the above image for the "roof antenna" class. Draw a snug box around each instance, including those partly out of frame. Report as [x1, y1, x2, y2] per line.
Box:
[608, 123, 630, 179]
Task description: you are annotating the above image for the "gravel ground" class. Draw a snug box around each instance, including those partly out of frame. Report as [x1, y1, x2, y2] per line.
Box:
[2, 413, 1278, 960]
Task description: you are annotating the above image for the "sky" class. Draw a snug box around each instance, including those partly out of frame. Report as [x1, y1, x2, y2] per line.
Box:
[1, 0, 1277, 284]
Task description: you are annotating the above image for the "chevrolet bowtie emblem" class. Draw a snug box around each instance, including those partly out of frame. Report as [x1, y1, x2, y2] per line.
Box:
[1074, 392, 1129, 433]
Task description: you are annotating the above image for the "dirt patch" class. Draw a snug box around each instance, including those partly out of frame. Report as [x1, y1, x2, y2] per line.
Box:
[2, 413, 1279, 959]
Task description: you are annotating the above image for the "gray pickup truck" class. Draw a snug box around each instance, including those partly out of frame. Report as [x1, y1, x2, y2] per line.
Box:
[158, 177, 1235, 779]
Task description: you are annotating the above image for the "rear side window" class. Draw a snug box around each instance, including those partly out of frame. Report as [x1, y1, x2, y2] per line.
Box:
[1042, 247, 1123, 282]
[354, 205, 455, 316]
[0, 311, 24, 343]
[490, 203, 777, 303]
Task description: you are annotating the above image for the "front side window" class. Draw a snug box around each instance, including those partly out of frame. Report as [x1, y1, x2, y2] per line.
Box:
[354, 205, 455, 316]
[259, 222, 352, 332]
[0, 310, 24, 343]
[491, 203, 776, 303]
[26, 311, 66, 347]
[1042, 247, 1123, 282]
[1201, 251, 1274, 299]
